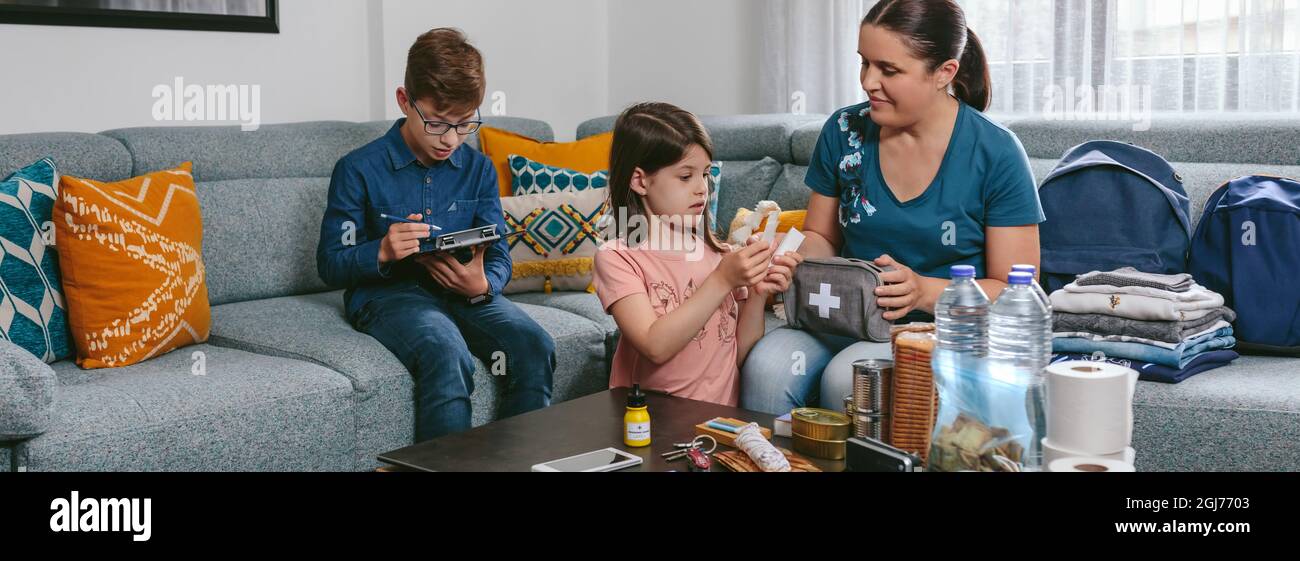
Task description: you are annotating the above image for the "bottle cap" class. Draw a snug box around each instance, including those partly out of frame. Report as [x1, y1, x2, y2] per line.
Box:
[1012, 264, 1037, 275]
[950, 265, 976, 278]
[1008, 271, 1033, 285]
[627, 384, 647, 408]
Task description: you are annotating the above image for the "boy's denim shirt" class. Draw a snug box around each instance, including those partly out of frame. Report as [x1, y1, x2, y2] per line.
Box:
[316, 118, 512, 320]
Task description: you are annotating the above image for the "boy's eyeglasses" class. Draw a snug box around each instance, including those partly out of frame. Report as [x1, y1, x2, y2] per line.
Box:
[408, 100, 482, 136]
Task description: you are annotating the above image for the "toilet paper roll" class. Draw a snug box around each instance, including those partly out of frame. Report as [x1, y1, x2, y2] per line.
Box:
[1046, 361, 1137, 455]
[1043, 438, 1135, 466]
[1048, 457, 1135, 473]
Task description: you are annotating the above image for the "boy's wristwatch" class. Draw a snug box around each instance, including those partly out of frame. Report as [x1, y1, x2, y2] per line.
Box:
[467, 292, 493, 306]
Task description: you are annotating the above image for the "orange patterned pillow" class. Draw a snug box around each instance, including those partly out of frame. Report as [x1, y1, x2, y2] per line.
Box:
[55, 162, 210, 369]
[478, 127, 613, 197]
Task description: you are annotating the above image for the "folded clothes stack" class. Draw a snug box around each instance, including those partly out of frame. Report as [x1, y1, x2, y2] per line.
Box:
[1049, 267, 1239, 384]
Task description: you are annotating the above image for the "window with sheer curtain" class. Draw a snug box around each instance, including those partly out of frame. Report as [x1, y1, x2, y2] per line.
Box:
[760, 0, 1300, 115]
[966, 0, 1300, 114]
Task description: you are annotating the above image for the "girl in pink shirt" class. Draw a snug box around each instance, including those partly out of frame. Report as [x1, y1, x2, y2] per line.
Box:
[593, 102, 803, 406]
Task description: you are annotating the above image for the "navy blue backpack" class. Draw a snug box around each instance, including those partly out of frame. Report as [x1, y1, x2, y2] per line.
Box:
[1038, 141, 1192, 294]
[1189, 175, 1300, 356]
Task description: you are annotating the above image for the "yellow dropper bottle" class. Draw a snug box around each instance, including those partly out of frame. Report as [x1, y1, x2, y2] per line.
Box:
[624, 384, 651, 447]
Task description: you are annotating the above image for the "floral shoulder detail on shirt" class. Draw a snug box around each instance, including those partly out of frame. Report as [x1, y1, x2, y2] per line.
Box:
[836, 105, 878, 227]
[649, 281, 680, 317]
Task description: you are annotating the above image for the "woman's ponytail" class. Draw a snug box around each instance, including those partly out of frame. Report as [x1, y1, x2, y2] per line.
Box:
[954, 27, 991, 111]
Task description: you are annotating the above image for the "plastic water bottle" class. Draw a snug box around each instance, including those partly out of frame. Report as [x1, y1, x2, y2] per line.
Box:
[1011, 264, 1051, 312]
[990, 271, 1053, 470]
[934, 265, 989, 357]
[1012, 263, 1054, 366]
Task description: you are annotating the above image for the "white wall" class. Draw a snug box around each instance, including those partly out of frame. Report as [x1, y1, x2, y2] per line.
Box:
[0, 0, 760, 138]
[379, 0, 610, 141]
[607, 0, 763, 119]
[0, 0, 374, 135]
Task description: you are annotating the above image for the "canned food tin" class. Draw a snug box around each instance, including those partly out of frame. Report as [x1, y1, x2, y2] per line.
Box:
[792, 432, 848, 460]
[791, 407, 852, 441]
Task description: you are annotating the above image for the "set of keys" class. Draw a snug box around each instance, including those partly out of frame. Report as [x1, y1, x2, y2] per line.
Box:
[661, 435, 717, 472]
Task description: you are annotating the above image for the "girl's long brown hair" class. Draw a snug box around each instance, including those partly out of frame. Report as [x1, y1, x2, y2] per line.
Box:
[607, 102, 727, 253]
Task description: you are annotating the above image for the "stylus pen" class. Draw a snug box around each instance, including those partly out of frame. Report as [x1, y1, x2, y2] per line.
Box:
[380, 214, 443, 231]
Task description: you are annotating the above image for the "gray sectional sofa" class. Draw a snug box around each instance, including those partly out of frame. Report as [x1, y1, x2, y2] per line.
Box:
[2, 112, 1297, 472]
[0, 117, 609, 472]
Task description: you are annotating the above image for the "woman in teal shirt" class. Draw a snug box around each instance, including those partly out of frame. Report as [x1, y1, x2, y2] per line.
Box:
[741, 0, 1045, 415]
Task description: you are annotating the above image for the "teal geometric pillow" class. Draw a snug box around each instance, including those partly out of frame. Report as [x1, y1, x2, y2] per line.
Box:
[706, 161, 722, 223]
[508, 154, 609, 195]
[508, 154, 723, 223]
[0, 158, 70, 363]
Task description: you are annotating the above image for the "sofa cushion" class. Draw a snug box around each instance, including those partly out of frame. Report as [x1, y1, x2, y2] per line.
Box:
[1132, 355, 1300, 471]
[101, 122, 382, 182]
[17, 344, 355, 471]
[768, 164, 813, 213]
[578, 114, 825, 164]
[479, 128, 608, 196]
[208, 290, 609, 469]
[197, 177, 331, 305]
[507, 291, 617, 371]
[792, 121, 823, 166]
[1007, 116, 1300, 166]
[507, 291, 613, 332]
[461, 116, 555, 153]
[716, 157, 784, 234]
[0, 338, 56, 440]
[500, 186, 610, 294]
[508, 154, 610, 195]
[0, 132, 133, 183]
[208, 291, 409, 470]
[1, 158, 72, 362]
[56, 162, 211, 369]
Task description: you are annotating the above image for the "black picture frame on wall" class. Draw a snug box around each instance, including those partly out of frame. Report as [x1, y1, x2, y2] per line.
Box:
[0, 0, 278, 33]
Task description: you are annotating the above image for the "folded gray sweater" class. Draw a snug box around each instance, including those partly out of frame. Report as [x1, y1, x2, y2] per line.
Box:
[1052, 307, 1237, 344]
[1075, 267, 1194, 293]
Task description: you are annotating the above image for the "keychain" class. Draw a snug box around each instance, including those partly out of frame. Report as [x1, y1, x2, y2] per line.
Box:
[661, 435, 717, 472]
[686, 447, 712, 472]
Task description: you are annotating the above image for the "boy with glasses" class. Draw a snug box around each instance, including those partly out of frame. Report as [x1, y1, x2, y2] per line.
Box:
[317, 28, 554, 442]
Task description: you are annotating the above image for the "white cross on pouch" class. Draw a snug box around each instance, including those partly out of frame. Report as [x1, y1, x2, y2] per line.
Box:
[809, 282, 841, 319]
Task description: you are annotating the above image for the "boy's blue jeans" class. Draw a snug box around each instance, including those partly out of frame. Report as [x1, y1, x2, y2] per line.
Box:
[352, 284, 555, 442]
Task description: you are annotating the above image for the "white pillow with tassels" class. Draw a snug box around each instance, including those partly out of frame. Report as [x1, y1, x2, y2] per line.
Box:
[499, 187, 610, 294]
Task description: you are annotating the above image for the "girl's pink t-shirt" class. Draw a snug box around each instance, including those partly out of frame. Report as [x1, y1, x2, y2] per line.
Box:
[592, 240, 748, 407]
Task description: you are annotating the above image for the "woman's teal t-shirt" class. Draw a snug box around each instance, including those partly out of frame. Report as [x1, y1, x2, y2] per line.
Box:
[805, 100, 1045, 279]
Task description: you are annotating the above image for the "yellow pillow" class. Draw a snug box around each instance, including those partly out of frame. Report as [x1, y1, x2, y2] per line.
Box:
[479, 127, 613, 197]
[729, 208, 807, 238]
[55, 162, 210, 369]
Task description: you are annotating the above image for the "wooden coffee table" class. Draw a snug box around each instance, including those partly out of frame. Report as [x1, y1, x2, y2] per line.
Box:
[378, 387, 845, 472]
